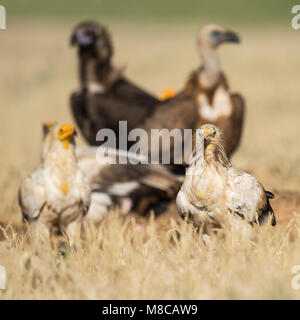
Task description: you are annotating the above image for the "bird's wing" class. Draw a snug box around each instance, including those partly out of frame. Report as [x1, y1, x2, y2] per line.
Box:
[76, 146, 112, 183]
[18, 167, 46, 221]
[139, 93, 198, 165]
[138, 164, 182, 196]
[70, 89, 98, 145]
[85, 78, 159, 136]
[141, 93, 197, 131]
[113, 77, 159, 108]
[226, 168, 275, 224]
[176, 189, 192, 221]
[76, 146, 181, 214]
[88, 161, 180, 197]
[77, 169, 91, 216]
[227, 93, 245, 156]
[103, 163, 181, 214]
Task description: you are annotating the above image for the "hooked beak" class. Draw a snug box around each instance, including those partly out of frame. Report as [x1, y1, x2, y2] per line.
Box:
[70, 30, 94, 47]
[57, 124, 77, 140]
[223, 30, 240, 43]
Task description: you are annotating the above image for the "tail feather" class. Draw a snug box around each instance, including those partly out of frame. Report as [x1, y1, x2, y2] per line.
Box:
[258, 191, 276, 226]
[266, 190, 275, 199]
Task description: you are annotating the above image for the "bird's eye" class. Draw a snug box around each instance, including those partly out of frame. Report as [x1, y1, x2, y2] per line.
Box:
[211, 31, 221, 38]
[212, 130, 216, 135]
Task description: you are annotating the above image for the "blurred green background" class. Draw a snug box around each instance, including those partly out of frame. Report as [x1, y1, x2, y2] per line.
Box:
[2, 0, 293, 26]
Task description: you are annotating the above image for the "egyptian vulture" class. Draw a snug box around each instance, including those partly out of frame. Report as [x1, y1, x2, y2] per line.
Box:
[19, 123, 91, 245]
[70, 21, 159, 146]
[42, 122, 181, 224]
[138, 24, 244, 175]
[176, 124, 276, 238]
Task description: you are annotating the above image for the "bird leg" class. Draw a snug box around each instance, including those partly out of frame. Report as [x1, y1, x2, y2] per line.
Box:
[64, 214, 83, 248]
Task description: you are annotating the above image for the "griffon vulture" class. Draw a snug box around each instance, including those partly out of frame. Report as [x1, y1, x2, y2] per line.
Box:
[138, 24, 244, 174]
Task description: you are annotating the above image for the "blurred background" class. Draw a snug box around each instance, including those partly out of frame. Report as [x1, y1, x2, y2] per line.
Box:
[2, 0, 291, 25]
[0, 0, 299, 223]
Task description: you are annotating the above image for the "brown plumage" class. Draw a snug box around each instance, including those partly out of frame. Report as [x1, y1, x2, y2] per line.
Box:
[70, 21, 159, 147]
[189, 24, 245, 156]
[137, 92, 199, 174]
[76, 147, 182, 220]
[137, 24, 244, 175]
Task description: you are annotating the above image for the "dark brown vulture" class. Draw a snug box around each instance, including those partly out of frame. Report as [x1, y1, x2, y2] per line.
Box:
[70, 21, 159, 147]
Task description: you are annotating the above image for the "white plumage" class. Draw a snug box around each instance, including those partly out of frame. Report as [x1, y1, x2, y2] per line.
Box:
[41, 122, 181, 224]
[176, 124, 276, 238]
[19, 123, 91, 246]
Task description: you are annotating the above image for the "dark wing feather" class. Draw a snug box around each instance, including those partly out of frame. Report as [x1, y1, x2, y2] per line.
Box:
[86, 77, 159, 136]
[226, 93, 245, 156]
[139, 92, 198, 172]
[113, 77, 159, 110]
[71, 77, 159, 147]
[265, 190, 275, 199]
[257, 190, 276, 226]
[88, 162, 181, 214]
[70, 89, 99, 145]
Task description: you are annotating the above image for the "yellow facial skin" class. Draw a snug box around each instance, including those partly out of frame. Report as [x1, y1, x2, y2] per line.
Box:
[203, 125, 217, 151]
[56, 124, 76, 150]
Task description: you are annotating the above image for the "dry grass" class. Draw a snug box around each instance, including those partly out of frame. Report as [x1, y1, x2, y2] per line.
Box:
[0, 21, 300, 299]
[1, 212, 300, 299]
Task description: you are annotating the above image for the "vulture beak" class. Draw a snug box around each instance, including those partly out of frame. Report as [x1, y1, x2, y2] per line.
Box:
[203, 126, 216, 139]
[70, 30, 94, 47]
[223, 30, 240, 43]
[57, 124, 77, 140]
[203, 126, 217, 149]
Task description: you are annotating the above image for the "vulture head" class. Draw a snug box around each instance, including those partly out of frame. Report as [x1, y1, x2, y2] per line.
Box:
[197, 24, 240, 50]
[56, 123, 77, 141]
[50, 123, 78, 151]
[70, 21, 113, 63]
[197, 124, 220, 147]
[194, 124, 229, 168]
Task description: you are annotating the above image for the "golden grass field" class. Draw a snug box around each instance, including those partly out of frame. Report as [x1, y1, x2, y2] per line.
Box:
[0, 21, 300, 299]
